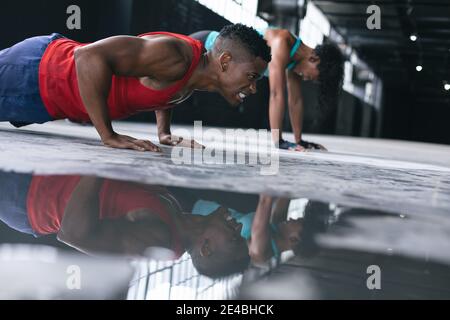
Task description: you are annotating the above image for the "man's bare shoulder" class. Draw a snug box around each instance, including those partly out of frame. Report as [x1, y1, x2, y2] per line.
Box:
[140, 35, 193, 79]
[141, 34, 193, 63]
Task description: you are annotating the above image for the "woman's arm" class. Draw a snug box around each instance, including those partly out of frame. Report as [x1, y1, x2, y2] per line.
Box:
[248, 195, 274, 263]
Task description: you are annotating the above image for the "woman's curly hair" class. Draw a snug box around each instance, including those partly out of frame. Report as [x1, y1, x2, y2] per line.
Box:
[314, 42, 345, 113]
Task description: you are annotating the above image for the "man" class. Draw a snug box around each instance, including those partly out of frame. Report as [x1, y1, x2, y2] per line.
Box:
[190, 195, 303, 265]
[191, 27, 344, 151]
[0, 24, 270, 152]
[0, 171, 250, 278]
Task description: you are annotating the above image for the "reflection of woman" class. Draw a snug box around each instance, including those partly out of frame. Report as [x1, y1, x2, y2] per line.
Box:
[0, 172, 250, 278]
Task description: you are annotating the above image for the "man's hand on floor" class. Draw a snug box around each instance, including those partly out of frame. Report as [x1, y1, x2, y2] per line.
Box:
[159, 134, 205, 149]
[102, 132, 161, 152]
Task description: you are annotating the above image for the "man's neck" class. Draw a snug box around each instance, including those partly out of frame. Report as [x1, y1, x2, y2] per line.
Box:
[173, 214, 205, 249]
[185, 51, 220, 93]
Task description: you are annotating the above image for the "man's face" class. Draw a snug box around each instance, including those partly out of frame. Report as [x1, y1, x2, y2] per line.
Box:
[198, 206, 248, 259]
[293, 55, 320, 81]
[217, 54, 267, 107]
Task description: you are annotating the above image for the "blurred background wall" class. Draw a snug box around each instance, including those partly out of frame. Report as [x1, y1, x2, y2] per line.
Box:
[0, 0, 448, 144]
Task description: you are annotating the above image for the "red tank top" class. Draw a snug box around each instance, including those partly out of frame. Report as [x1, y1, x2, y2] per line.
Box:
[38, 32, 204, 121]
[26, 176, 184, 257]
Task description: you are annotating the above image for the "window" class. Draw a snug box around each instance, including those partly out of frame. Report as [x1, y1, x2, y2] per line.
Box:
[299, 2, 330, 47]
[195, 0, 268, 29]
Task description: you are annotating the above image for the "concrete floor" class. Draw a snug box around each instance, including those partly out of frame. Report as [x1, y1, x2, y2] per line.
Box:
[2, 120, 450, 299]
[240, 248, 450, 300]
[1, 120, 450, 220]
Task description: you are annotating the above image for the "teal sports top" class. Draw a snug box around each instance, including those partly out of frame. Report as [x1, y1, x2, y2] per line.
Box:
[204, 27, 302, 77]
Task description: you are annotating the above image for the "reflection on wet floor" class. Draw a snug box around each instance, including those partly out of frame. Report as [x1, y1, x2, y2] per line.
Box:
[1, 170, 450, 299]
[127, 255, 243, 300]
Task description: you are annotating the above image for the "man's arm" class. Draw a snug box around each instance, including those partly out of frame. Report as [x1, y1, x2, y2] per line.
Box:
[58, 176, 178, 257]
[57, 177, 129, 255]
[156, 108, 183, 146]
[74, 36, 189, 152]
[57, 177, 167, 256]
[156, 108, 205, 149]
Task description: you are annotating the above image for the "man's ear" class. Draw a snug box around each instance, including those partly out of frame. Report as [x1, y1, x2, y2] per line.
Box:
[211, 205, 228, 216]
[200, 239, 213, 257]
[219, 51, 232, 71]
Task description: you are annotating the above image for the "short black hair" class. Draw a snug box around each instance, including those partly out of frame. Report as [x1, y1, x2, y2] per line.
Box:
[314, 42, 345, 112]
[217, 23, 271, 63]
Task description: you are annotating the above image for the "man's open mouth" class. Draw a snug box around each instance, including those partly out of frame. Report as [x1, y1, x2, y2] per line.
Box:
[225, 213, 243, 234]
[236, 91, 248, 103]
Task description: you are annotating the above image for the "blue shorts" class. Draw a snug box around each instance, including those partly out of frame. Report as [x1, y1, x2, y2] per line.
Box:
[0, 33, 64, 127]
[0, 171, 37, 236]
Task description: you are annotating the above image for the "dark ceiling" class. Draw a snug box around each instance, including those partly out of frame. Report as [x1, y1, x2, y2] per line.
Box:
[313, 0, 450, 105]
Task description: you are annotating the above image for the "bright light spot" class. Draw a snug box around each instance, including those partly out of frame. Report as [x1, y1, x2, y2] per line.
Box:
[444, 84, 450, 91]
[300, 2, 330, 47]
[410, 34, 417, 42]
[416, 65, 423, 72]
[195, 0, 268, 29]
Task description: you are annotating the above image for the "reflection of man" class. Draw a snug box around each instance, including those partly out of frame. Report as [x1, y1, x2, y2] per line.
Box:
[0, 24, 270, 152]
[190, 196, 303, 264]
[0, 172, 249, 278]
[191, 27, 344, 151]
